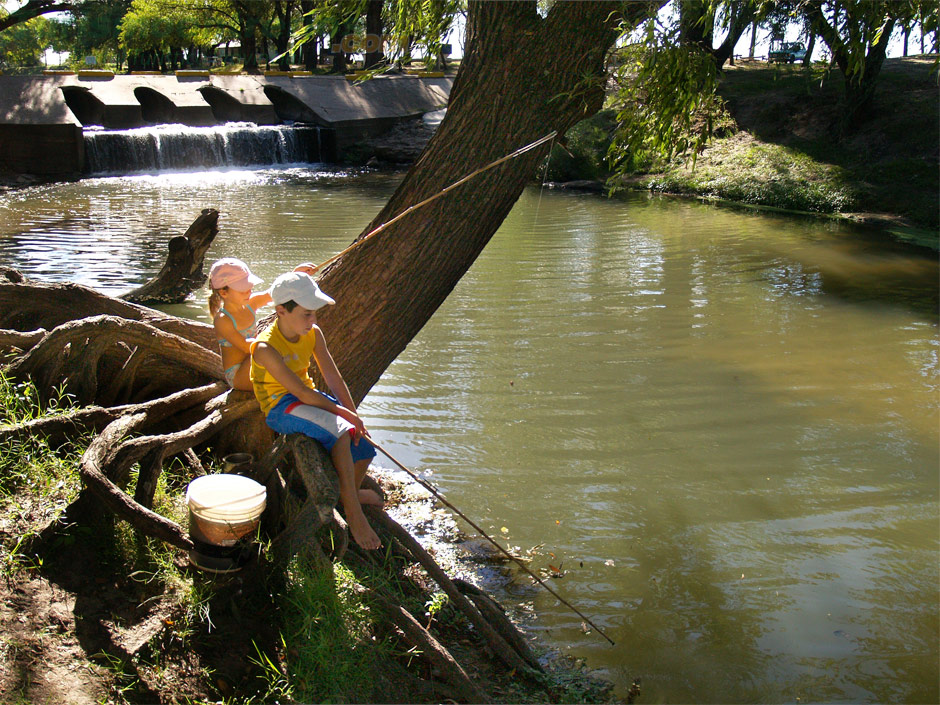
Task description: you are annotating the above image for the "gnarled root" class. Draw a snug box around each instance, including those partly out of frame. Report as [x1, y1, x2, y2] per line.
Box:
[5, 315, 221, 406]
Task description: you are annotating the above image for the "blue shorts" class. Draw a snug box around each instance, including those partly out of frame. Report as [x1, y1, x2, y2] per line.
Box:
[265, 391, 376, 464]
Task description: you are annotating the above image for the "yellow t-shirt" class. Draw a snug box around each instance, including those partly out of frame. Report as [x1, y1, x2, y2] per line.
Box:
[249, 320, 318, 415]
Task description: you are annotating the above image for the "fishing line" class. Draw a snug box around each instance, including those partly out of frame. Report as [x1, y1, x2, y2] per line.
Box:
[293, 131, 615, 644]
[533, 132, 556, 228]
[370, 439, 616, 646]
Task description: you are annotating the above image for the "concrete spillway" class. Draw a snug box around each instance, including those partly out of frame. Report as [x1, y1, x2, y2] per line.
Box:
[0, 73, 451, 177]
[83, 123, 328, 174]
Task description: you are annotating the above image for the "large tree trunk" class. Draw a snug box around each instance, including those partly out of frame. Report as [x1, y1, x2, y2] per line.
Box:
[316, 0, 658, 403]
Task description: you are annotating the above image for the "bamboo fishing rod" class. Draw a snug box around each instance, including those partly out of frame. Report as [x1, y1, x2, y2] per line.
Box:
[312, 130, 558, 273]
[370, 439, 616, 646]
[302, 132, 615, 642]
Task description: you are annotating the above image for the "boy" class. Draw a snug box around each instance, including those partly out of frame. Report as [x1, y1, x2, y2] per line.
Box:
[250, 271, 381, 550]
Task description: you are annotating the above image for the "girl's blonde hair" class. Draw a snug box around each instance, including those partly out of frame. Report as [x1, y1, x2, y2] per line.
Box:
[208, 287, 226, 317]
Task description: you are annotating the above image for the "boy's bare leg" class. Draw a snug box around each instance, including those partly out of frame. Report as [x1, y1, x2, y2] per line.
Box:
[354, 457, 384, 506]
[331, 435, 381, 550]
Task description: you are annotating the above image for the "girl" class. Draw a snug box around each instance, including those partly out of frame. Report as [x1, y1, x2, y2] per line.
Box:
[208, 258, 317, 391]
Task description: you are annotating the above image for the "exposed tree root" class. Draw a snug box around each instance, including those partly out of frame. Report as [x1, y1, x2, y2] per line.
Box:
[1, 273, 549, 703]
[368, 588, 489, 703]
[366, 506, 542, 677]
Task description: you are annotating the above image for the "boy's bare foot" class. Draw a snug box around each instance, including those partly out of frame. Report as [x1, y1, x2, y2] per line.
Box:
[358, 488, 384, 506]
[348, 511, 381, 550]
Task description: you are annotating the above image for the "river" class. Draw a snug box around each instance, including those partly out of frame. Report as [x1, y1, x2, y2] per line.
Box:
[1, 166, 937, 703]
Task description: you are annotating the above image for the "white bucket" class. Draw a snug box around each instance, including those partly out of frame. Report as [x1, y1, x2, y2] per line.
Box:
[186, 474, 266, 548]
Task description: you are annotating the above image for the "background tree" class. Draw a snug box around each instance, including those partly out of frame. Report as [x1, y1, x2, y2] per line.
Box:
[271, 0, 298, 70]
[802, 0, 908, 132]
[119, 0, 212, 71]
[363, 0, 383, 68]
[679, 0, 766, 68]
[48, 0, 131, 69]
[0, 16, 52, 68]
[297, 0, 319, 70]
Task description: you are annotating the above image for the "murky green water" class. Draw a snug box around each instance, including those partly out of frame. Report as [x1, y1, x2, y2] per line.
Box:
[1, 168, 937, 703]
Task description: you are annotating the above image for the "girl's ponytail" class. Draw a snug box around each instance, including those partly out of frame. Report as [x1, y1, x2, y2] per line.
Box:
[208, 289, 222, 317]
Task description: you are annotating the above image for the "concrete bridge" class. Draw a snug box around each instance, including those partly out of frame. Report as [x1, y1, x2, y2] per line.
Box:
[0, 72, 452, 177]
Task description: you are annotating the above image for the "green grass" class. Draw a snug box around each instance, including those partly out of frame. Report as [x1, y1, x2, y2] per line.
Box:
[278, 558, 388, 702]
[0, 370, 85, 579]
[647, 134, 860, 214]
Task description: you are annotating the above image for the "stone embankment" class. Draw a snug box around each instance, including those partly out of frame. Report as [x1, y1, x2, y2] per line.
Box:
[0, 73, 452, 178]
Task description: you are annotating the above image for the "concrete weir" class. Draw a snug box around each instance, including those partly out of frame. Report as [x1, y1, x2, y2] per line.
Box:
[0, 73, 451, 177]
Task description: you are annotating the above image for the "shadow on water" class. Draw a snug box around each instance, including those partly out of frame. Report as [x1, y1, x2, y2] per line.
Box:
[757, 226, 939, 319]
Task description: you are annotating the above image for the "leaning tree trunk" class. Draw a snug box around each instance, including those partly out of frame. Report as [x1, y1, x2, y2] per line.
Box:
[316, 0, 662, 403]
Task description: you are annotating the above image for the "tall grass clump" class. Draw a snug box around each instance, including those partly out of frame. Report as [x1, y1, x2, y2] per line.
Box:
[279, 558, 387, 702]
[0, 370, 84, 505]
[0, 369, 86, 577]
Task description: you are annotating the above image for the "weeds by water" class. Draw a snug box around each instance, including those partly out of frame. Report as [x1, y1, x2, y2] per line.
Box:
[0, 370, 84, 580]
[648, 133, 860, 214]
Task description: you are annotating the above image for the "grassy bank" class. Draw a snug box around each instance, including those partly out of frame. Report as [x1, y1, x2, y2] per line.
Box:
[0, 370, 615, 704]
[550, 56, 939, 250]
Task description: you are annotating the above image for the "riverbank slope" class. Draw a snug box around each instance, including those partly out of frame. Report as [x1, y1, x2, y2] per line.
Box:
[554, 56, 938, 250]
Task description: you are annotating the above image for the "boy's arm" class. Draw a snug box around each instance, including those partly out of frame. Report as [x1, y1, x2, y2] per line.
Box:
[311, 326, 366, 437]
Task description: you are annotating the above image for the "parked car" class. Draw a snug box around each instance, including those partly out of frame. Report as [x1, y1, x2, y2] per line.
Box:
[768, 41, 807, 64]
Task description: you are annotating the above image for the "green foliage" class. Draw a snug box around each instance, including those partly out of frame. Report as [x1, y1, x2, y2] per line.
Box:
[608, 25, 726, 175]
[0, 17, 52, 68]
[119, 0, 213, 55]
[543, 109, 618, 181]
[280, 559, 384, 702]
[646, 137, 860, 213]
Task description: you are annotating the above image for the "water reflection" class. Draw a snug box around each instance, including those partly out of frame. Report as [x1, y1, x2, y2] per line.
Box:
[0, 171, 937, 703]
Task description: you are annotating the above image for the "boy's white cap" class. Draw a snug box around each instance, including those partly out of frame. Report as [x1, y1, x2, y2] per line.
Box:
[270, 271, 335, 310]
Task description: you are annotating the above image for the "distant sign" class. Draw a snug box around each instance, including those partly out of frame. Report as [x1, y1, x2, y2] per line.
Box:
[84, 56, 97, 66]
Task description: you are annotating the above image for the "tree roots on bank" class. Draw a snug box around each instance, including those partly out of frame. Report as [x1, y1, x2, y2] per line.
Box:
[0, 271, 545, 702]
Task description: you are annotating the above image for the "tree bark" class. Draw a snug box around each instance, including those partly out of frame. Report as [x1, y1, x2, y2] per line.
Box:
[0, 279, 215, 350]
[316, 0, 655, 403]
[363, 0, 385, 69]
[120, 208, 218, 305]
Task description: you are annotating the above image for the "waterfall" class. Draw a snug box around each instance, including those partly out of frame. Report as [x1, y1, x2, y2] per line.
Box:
[83, 122, 327, 174]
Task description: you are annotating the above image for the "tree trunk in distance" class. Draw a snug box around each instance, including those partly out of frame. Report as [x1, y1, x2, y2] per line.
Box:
[316, 0, 660, 403]
[363, 0, 385, 69]
[300, 0, 318, 70]
[121, 208, 218, 305]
